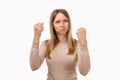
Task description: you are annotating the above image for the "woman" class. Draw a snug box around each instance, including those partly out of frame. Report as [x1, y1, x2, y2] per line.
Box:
[30, 9, 90, 80]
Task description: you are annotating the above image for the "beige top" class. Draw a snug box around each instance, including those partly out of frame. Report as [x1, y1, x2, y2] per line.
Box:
[30, 35, 89, 80]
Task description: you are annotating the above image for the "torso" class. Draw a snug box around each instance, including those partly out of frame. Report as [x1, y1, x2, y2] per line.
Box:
[46, 41, 78, 80]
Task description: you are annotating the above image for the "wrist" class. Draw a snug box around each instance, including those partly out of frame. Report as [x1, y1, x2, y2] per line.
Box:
[33, 36, 40, 44]
[80, 41, 87, 46]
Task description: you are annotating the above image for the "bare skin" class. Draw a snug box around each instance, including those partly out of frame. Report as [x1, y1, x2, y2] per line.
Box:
[53, 13, 69, 35]
[76, 27, 87, 46]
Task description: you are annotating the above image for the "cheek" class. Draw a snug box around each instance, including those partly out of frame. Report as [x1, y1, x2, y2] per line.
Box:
[66, 24, 69, 31]
[54, 25, 60, 32]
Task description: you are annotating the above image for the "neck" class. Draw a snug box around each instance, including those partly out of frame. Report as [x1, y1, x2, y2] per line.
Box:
[57, 33, 67, 43]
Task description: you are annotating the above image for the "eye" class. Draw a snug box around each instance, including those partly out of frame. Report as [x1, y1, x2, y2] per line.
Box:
[55, 20, 60, 24]
[63, 19, 68, 22]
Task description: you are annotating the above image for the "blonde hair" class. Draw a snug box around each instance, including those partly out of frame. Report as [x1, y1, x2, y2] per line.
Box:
[45, 9, 77, 59]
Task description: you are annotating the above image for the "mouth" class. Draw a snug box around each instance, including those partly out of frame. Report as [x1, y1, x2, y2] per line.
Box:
[61, 29, 65, 31]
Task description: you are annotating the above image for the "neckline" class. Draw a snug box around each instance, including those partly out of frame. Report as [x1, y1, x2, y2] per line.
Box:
[57, 34, 67, 43]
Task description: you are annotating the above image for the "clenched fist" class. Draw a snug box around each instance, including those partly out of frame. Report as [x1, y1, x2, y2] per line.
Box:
[33, 23, 44, 43]
[76, 27, 87, 46]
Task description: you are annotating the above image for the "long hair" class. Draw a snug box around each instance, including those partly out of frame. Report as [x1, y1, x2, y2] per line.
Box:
[45, 9, 77, 59]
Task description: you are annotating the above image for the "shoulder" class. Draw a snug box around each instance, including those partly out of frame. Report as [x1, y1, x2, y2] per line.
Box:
[41, 39, 50, 46]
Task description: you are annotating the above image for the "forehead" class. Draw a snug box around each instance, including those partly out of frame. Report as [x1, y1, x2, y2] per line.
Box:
[54, 13, 68, 20]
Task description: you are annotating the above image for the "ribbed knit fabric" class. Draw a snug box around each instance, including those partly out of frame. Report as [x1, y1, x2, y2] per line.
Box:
[30, 35, 89, 80]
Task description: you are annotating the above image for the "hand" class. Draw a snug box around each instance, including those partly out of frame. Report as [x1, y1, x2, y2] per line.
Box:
[33, 23, 44, 43]
[76, 27, 87, 46]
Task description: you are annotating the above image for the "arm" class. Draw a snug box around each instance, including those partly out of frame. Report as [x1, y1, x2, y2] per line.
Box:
[30, 23, 45, 71]
[77, 43, 91, 76]
[30, 41, 46, 71]
[76, 27, 91, 76]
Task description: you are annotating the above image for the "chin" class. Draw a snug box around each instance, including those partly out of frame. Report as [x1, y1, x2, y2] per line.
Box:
[60, 32, 67, 35]
[58, 30, 68, 35]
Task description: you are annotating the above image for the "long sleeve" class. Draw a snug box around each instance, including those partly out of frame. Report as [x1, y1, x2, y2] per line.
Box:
[77, 42, 91, 76]
[30, 41, 46, 71]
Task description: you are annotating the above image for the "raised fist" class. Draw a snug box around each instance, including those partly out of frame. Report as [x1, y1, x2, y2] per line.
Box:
[33, 23, 44, 43]
[76, 27, 87, 46]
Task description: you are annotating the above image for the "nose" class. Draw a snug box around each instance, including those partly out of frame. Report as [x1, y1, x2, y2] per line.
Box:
[60, 22, 64, 27]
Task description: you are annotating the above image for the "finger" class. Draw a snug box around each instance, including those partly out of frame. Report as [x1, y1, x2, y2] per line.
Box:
[39, 22, 44, 26]
[80, 27, 86, 31]
[34, 22, 44, 31]
[38, 23, 44, 28]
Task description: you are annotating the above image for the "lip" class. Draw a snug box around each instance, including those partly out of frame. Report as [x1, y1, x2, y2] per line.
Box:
[61, 29, 65, 30]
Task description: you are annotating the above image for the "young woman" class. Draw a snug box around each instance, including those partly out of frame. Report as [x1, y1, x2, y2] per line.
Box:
[30, 8, 91, 80]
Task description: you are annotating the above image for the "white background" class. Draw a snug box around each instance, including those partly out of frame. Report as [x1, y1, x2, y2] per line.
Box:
[0, 0, 120, 80]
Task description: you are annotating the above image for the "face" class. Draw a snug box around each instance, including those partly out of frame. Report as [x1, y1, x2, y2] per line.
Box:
[53, 13, 69, 35]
